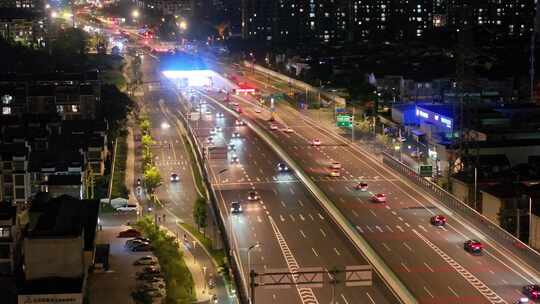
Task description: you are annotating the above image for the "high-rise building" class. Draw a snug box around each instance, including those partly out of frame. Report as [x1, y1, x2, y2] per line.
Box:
[241, 0, 538, 44]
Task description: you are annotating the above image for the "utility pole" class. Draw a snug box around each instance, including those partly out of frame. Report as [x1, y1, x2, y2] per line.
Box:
[351, 107, 355, 143]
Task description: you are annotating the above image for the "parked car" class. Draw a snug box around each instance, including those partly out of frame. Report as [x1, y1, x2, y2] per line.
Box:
[134, 256, 158, 266]
[142, 266, 161, 274]
[115, 204, 138, 212]
[125, 238, 150, 248]
[118, 228, 141, 238]
[136, 272, 163, 281]
[131, 244, 153, 252]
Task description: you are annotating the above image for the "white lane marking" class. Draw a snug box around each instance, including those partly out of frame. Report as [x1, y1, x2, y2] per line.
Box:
[312, 248, 319, 257]
[385, 225, 394, 233]
[334, 248, 341, 256]
[396, 225, 404, 232]
[299, 214, 305, 221]
[366, 226, 373, 232]
[382, 243, 392, 252]
[424, 286, 435, 298]
[397, 216, 404, 221]
[289, 214, 296, 222]
[448, 286, 460, 298]
[300, 230, 306, 238]
[340, 294, 349, 304]
[298, 199, 304, 207]
[320, 229, 327, 237]
[268, 216, 320, 304]
[289, 187, 295, 195]
[280, 215, 285, 222]
[412, 229, 506, 304]
[366, 292, 376, 304]
[375, 225, 383, 232]
[369, 210, 377, 217]
[401, 262, 411, 273]
[403, 242, 413, 252]
[404, 222, 411, 228]
[257, 216, 262, 223]
[318, 213, 324, 220]
[424, 262, 435, 272]
[351, 210, 359, 217]
[418, 225, 428, 232]
[356, 225, 364, 233]
[280, 201, 286, 208]
[391, 211, 397, 215]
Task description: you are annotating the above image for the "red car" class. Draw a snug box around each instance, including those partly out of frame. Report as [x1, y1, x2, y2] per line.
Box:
[354, 182, 368, 191]
[523, 285, 540, 300]
[118, 228, 141, 238]
[464, 240, 483, 255]
[430, 215, 447, 226]
[371, 193, 386, 203]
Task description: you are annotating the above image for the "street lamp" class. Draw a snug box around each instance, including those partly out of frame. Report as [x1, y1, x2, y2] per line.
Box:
[132, 9, 140, 18]
[247, 242, 261, 304]
[179, 20, 187, 31]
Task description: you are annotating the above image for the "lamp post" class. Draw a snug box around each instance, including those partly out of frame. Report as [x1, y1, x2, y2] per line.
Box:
[247, 242, 261, 304]
[132, 9, 139, 24]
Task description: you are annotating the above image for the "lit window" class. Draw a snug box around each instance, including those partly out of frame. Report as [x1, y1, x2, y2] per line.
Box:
[56, 105, 64, 113]
[2, 107, 11, 115]
[0, 227, 10, 238]
[71, 105, 79, 112]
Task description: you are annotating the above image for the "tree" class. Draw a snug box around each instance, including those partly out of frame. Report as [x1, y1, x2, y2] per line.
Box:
[193, 197, 208, 234]
[52, 28, 88, 56]
[140, 119, 151, 135]
[101, 84, 134, 140]
[144, 166, 161, 194]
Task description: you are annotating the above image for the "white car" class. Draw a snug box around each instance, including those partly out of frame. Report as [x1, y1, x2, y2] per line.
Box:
[235, 119, 245, 126]
[255, 108, 262, 113]
[330, 162, 342, 169]
[216, 112, 224, 118]
[247, 191, 260, 201]
[283, 128, 294, 133]
[311, 139, 321, 146]
[232, 131, 240, 138]
[116, 204, 138, 212]
[329, 170, 341, 177]
[170, 173, 179, 182]
[270, 124, 278, 130]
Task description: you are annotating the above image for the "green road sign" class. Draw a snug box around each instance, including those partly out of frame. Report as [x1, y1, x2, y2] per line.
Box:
[337, 114, 352, 128]
[419, 165, 433, 177]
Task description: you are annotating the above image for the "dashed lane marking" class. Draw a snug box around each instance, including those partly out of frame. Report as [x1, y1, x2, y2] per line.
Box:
[268, 216, 320, 304]
[412, 229, 507, 304]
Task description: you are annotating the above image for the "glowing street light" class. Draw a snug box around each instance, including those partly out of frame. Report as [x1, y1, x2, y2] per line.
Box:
[132, 9, 140, 19]
[51, 11, 58, 18]
[179, 20, 187, 30]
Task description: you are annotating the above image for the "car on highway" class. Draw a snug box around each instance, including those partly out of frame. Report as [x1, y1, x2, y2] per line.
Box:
[329, 169, 341, 177]
[231, 102, 239, 106]
[170, 173, 179, 182]
[230, 154, 239, 164]
[330, 162, 342, 169]
[247, 191, 260, 201]
[213, 126, 222, 133]
[371, 193, 387, 203]
[283, 127, 294, 133]
[523, 285, 540, 300]
[131, 243, 153, 252]
[235, 119, 245, 126]
[134, 256, 158, 266]
[205, 109, 212, 115]
[516, 297, 530, 303]
[208, 275, 215, 289]
[118, 228, 141, 238]
[311, 138, 321, 146]
[207, 137, 214, 144]
[255, 108, 262, 113]
[137, 178, 141, 186]
[216, 112, 224, 118]
[230, 201, 242, 214]
[234, 106, 243, 113]
[430, 215, 447, 226]
[136, 271, 163, 281]
[115, 204, 138, 212]
[277, 162, 289, 172]
[228, 143, 236, 151]
[232, 131, 240, 138]
[270, 124, 278, 130]
[354, 182, 368, 191]
[464, 240, 483, 255]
